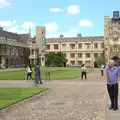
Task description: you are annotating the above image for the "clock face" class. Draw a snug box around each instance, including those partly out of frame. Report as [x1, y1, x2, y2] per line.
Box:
[112, 31, 119, 39]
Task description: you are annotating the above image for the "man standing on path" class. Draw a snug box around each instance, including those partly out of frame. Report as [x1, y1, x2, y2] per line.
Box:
[35, 63, 43, 84]
[105, 60, 120, 111]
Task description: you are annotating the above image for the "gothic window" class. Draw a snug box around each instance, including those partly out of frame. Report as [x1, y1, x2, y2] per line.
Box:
[70, 53, 75, 58]
[85, 43, 90, 49]
[54, 44, 59, 50]
[78, 61, 82, 65]
[46, 45, 50, 50]
[70, 61, 75, 65]
[70, 44, 75, 49]
[94, 43, 98, 49]
[78, 53, 82, 58]
[78, 43, 82, 49]
[85, 53, 91, 58]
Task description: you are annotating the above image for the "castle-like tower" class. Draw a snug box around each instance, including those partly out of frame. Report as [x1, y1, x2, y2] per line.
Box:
[36, 26, 46, 66]
[104, 11, 120, 61]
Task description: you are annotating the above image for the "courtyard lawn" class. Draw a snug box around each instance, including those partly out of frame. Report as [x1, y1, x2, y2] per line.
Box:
[0, 67, 94, 80]
[0, 88, 48, 109]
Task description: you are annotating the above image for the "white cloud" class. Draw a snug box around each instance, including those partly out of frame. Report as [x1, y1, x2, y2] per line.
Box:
[8, 25, 19, 33]
[67, 5, 80, 15]
[78, 20, 93, 27]
[12, 20, 16, 24]
[0, 21, 12, 27]
[50, 8, 63, 13]
[2, 20, 35, 35]
[44, 22, 58, 32]
[0, 0, 11, 7]
[22, 21, 35, 30]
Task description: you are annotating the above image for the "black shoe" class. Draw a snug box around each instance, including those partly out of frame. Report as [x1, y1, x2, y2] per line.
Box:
[113, 108, 118, 111]
[109, 107, 113, 110]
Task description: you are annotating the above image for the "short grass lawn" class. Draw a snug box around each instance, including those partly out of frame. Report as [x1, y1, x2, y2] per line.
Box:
[0, 67, 94, 80]
[0, 88, 48, 109]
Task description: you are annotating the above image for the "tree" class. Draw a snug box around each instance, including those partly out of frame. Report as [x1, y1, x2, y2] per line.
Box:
[45, 52, 68, 67]
[95, 55, 107, 67]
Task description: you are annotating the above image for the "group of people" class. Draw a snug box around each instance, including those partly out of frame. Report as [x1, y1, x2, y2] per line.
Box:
[26, 64, 43, 84]
[27, 61, 119, 110]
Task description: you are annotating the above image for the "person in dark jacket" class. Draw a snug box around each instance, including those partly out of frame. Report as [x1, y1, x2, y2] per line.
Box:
[35, 63, 43, 84]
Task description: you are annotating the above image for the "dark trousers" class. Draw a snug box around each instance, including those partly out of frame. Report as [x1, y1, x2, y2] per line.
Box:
[27, 73, 33, 80]
[107, 83, 118, 109]
[81, 72, 87, 79]
[101, 70, 104, 76]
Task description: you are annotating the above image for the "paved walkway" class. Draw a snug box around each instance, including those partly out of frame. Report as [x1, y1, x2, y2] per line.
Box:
[0, 69, 113, 120]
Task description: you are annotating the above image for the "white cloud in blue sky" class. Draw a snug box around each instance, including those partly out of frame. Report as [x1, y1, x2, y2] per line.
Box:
[67, 5, 80, 15]
[50, 8, 63, 13]
[0, 20, 12, 26]
[0, 0, 11, 7]
[78, 20, 93, 27]
[44, 22, 59, 32]
[0, 0, 120, 37]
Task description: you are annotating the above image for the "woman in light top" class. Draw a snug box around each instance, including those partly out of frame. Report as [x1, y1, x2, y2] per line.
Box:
[26, 65, 34, 80]
[81, 64, 87, 80]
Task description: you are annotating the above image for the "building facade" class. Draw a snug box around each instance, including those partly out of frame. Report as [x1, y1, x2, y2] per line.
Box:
[0, 28, 29, 68]
[45, 35, 104, 67]
[29, 26, 45, 66]
[29, 11, 120, 67]
[104, 11, 120, 61]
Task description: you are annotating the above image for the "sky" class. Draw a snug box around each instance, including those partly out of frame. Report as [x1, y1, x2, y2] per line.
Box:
[0, 0, 120, 38]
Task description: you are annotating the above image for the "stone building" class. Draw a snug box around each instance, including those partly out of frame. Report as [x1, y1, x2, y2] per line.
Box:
[0, 28, 29, 68]
[30, 11, 120, 67]
[30, 27, 104, 67]
[104, 11, 120, 62]
[29, 26, 45, 66]
[45, 35, 104, 67]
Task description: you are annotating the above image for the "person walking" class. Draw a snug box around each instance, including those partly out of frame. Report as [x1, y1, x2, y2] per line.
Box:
[35, 63, 43, 84]
[105, 60, 120, 111]
[101, 64, 105, 76]
[26, 65, 34, 80]
[81, 64, 87, 80]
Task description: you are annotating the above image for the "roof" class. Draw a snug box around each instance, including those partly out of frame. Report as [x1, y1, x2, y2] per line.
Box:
[0, 29, 29, 47]
[45, 36, 104, 42]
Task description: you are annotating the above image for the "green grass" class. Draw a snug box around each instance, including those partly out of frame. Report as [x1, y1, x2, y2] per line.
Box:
[0, 67, 94, 80]
[0, 88, 48, 109]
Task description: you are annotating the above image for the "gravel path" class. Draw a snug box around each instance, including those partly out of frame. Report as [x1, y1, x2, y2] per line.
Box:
[0, 70, 107, 120]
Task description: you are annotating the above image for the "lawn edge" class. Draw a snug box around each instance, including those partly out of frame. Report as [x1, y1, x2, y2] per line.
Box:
[0, 87, 49, 110]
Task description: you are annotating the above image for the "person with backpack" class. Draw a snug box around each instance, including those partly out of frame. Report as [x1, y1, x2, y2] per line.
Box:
[81, 64, 87, 80]
[26, 65, 34, 80]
